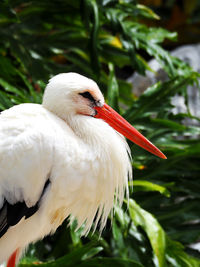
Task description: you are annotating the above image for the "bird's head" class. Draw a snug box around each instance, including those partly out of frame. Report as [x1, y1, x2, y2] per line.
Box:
[43, 72, 166, 159]
[43, 73, 104, 117]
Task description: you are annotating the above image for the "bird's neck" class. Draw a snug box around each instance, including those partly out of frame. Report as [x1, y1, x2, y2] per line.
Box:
[52, 114, 132, 234]
[66, 115, 105, 149]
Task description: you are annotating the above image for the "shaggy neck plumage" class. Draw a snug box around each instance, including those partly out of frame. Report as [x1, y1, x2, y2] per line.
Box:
[65, 114, 132, 234]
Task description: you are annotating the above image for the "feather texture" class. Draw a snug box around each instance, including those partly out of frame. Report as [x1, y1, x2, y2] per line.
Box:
[0, 179, 50, 238]
[0, 73, 132, 264]
[0, 103, 131, 263]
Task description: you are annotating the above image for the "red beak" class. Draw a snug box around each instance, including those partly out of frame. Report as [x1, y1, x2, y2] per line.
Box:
[94, 103, 166, 159]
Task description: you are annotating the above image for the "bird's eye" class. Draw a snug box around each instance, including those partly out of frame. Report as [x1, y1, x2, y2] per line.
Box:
[79, 91, 95, 102]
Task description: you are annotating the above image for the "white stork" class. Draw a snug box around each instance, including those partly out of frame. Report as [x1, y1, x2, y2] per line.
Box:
[0, 73, 166, 267]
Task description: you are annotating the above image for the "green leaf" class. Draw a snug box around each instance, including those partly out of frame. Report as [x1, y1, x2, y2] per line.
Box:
[125, 73, 199, 121]
[166, 238, 200, 267]
[128, 199, 166, 267]
[0, 78, 28, 100]
[87, 0, 101, 74]
[81, 247, 103, 260]
[131, 180, 170, 197]
[136, 4, 160, 20]
[78, 257, 144, 267]
[107, 62, 119, 111]
[19, 242, 98, 267]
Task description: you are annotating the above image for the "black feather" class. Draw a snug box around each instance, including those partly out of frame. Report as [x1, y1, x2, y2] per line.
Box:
[0, 179, 50, 238]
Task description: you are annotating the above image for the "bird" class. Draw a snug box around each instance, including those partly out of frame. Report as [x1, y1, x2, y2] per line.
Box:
[0, 73, 166, 267]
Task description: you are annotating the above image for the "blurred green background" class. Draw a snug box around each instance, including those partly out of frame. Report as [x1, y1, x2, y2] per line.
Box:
[140, 0, 200, 46]
[0, 0, 200, 266]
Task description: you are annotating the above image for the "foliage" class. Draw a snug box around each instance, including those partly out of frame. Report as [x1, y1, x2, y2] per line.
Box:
[0, 0, 200, 266]
[139, 0, 200, 46]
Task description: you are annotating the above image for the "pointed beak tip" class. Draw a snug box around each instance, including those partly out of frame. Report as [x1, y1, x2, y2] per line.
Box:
[154, 149, 167, 160]
[95, 103, 167, 160]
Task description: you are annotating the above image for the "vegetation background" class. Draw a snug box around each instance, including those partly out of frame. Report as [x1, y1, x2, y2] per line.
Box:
[0, 0, 200, 266]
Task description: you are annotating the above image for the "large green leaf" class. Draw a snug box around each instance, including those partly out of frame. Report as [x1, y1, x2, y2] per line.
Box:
[129, 199, 166, 267]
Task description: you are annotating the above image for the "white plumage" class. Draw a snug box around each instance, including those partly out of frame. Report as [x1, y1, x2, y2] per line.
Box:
[0, 73, 165, 266]
[0, 73, 132, 265]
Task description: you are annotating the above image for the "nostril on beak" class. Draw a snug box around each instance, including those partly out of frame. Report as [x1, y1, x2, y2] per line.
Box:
[95, 100, 102, 107]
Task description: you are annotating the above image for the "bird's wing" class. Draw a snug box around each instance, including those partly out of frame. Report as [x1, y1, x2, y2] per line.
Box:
[0, 179, 50, 238]
[0, 104, 54, 238]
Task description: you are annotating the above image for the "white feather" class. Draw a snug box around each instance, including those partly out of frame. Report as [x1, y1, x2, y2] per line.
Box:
[0, 73, 132, 263]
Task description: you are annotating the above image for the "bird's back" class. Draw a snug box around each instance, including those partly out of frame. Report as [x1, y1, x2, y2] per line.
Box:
[0, 104, 56, 207]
